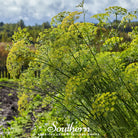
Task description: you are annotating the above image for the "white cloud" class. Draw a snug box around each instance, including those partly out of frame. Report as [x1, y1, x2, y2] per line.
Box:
[0, 0, 137, 25]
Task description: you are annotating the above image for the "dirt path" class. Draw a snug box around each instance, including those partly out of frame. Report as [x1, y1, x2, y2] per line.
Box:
[0, 81, 18, 134]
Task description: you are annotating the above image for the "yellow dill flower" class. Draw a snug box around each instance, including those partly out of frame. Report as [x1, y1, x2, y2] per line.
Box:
[110, 107, 115, 112]
[61, 11, 82, 29]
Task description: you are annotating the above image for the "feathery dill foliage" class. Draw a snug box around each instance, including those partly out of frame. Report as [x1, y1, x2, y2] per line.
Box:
[3, 4, 138, 138]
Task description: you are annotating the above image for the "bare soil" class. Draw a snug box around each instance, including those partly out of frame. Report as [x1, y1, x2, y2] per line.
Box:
[0, 81, 18, 130]
[0, 80, 51, 136]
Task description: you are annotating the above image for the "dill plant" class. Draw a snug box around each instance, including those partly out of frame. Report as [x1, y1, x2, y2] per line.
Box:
[4, 5, 138, 138]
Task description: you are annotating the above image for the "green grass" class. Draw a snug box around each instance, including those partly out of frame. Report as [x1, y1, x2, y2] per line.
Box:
[0, 78, 18, 89]
[0, 78, 15, 82]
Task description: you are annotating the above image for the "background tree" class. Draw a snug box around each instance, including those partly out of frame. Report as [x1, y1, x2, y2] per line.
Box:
[41, 22, 51, 30]
[16, 19, 25, 29]
[0, 22, 4, 27]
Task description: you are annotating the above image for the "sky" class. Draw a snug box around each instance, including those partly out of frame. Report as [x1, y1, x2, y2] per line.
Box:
[0, 0, 138, 25]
